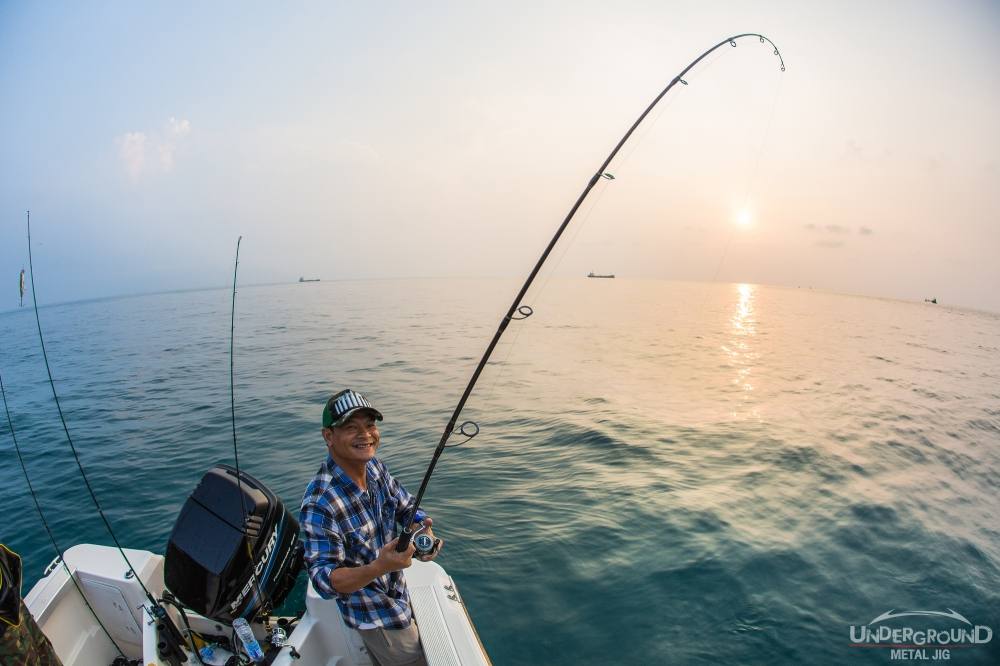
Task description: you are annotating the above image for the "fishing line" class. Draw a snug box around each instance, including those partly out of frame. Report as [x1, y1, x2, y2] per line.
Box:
[710, 66, 785, 286]
[679, 59, 784, 424]
[26, 211, 191, 662]
[481, 76, 682, 404]
[738, 68, 784, 215]
[480, 41, 760, 413]
[609, 44, 732, 176]
[455, 39, 778, 434]
[532, 176, 613, 301]
[525, 59, 698, 306]
[398, 34, 786, 551]
[475, 178, 614, 416]
[0, 369, 128, 659]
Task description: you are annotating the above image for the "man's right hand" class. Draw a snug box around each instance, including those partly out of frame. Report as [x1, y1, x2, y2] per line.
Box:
[375, 537, 415, 574]
[329, 537, 416, 594]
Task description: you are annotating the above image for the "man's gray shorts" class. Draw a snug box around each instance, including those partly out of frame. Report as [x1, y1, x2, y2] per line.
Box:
[358, 621, 428, 666]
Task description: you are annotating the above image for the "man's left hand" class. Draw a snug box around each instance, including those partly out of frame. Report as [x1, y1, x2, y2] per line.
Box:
[413, 517, 443, 562]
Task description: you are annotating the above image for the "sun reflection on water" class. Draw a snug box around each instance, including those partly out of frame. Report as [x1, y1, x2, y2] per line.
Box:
[722, 283, 761, 419]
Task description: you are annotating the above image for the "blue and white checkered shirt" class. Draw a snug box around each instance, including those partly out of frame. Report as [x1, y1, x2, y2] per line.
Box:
[300, 455, 427, 629]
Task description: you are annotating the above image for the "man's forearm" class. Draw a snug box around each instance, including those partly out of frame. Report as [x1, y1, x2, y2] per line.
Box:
[329, 560, 388, 595]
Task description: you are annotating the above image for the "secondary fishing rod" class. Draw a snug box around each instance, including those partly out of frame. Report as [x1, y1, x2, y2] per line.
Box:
[1, 370, 130, 661]
[26, 211, 192, 665]
[228, 237, 275, 627]
[398, 33, 785, 551]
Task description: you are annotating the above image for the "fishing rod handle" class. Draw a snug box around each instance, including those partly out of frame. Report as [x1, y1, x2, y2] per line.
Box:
[396, 525, 413, 552]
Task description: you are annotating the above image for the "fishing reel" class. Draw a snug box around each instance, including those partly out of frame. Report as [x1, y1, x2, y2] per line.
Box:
[411, 523, 441, 558]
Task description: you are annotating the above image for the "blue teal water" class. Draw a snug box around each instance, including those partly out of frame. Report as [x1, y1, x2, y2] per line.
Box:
[1, 279, 998, 665]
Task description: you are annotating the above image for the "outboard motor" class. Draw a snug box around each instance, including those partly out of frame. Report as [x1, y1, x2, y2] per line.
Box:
[164, 465, 303, 622]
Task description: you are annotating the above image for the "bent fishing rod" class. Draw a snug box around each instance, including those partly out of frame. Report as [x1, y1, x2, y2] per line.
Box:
[228, 237, 275, 621]
[398, 33, 785, 551]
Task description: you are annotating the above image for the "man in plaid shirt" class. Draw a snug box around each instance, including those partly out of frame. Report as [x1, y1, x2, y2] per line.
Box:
[300, 389, 441, 666]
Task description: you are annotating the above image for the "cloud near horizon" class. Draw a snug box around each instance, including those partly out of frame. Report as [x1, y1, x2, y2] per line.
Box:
[803, 223, 875, 237]
[116, 117, 191, 181]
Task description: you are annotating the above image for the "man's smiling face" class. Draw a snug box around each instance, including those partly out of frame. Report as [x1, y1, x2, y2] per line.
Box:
[324, 410, 381, 465]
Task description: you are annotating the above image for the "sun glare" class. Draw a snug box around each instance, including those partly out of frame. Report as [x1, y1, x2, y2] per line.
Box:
[736, 209, 752, 228]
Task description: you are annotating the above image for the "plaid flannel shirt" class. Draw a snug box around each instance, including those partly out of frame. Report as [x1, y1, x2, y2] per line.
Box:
[299, 455, 427, 629]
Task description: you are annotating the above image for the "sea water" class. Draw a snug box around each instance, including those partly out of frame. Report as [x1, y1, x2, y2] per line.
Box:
[1, 279, 998, 665]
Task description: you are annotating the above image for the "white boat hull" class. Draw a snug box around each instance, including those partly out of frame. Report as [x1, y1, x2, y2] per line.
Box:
[24, 544, 490, 666]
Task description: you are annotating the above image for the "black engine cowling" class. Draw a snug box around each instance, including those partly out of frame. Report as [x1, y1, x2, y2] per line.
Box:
[164, 465, 303, 622]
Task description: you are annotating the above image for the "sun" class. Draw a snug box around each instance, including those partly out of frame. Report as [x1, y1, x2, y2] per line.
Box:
[736, 209, 752, 228]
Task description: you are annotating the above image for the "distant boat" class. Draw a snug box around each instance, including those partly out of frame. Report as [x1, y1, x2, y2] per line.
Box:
[924, 297, 937, 304]
[298, 277, 321, 283]
[587, 272, 615, 279]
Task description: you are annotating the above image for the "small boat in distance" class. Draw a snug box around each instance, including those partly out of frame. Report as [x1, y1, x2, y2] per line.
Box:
[587, 272, 615, 279]
[298, 277, 320, 283]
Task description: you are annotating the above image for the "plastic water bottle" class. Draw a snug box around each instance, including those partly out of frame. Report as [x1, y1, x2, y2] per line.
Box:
[232, 617, 265, 663]
[198, 644, 235, 666]
[199, 645, 216, 663]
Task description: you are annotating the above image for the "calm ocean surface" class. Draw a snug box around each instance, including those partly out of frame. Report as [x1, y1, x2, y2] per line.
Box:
[1, 279, 998, 665]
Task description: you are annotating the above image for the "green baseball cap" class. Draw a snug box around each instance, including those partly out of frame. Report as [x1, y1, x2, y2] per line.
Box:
[322, 389, 384, 428]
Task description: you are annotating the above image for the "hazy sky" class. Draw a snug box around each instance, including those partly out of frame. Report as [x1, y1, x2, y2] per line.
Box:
[2, 1, 998, 310]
